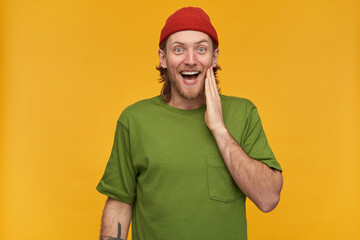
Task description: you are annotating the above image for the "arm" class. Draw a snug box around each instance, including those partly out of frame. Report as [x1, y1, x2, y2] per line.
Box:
[204, 68, 283, 212]
[100, 197, 132, 240]
[210, 127, 282, 212]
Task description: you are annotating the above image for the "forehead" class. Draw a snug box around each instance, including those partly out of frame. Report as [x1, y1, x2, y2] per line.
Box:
[166, 30, 212, 46]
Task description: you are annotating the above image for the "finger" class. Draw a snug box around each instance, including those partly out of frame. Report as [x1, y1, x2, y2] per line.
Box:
[208, 67, 217, 98]
[205, 77, 214, 111]
[204, 72, 209, 96]
[210, 67, 219, 98]
[205, 69, 211, 100]
[206, 68, 214, 97]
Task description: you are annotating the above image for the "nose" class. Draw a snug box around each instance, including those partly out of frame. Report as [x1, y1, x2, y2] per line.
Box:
[183, 50, 197, 66]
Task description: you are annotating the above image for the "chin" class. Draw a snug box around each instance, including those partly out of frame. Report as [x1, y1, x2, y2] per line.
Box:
[169, 73, 206, 100]
[179, 85, 205, 100]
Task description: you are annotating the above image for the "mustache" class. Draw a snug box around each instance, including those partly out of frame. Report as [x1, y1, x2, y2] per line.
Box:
[179, 68, 202, 72]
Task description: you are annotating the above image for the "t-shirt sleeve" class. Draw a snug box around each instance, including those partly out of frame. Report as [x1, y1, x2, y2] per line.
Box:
[96, 118, 137, 204]
[242, 103, 282, 172]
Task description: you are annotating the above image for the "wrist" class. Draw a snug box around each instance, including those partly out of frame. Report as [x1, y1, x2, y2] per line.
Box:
[211, 125, 229, 139]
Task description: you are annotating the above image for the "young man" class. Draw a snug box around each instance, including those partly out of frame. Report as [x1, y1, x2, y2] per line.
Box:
[97, 7, 283, 240]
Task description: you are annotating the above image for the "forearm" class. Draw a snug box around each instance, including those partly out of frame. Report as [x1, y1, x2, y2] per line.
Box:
[211, 127, 283, 212]
[100, 197, 132, 240]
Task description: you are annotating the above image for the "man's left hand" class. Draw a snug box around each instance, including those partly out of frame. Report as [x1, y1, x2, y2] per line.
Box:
[204, 67, 226, 133]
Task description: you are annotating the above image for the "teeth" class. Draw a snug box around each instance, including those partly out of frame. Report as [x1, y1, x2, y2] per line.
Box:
[181, 71, 199, 75]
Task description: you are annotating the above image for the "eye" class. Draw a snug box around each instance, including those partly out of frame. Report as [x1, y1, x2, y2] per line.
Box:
[174, 47, 183, 53]
[198, 47, 206, 53]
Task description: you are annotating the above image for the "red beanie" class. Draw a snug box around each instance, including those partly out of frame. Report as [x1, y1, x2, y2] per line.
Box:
[159, 7, 218, 47]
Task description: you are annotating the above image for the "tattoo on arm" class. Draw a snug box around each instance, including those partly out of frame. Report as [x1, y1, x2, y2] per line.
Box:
[100, 222, 123, 240]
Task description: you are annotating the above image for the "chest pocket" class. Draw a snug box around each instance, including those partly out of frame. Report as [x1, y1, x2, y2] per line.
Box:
[206, 156, 245, 202]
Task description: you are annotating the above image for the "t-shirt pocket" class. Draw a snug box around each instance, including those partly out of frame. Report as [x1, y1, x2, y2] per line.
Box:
[206, 155, 245, 203]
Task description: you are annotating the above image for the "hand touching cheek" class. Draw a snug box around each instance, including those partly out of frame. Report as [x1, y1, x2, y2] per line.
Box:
[204, 67, 226, 133]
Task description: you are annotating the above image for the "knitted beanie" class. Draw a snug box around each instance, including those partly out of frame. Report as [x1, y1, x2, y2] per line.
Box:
[159, 7, 218, 47]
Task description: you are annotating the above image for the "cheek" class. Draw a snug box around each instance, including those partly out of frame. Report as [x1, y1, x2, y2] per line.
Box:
[167, 58, 182, 70]
[199, 55, 214, 67]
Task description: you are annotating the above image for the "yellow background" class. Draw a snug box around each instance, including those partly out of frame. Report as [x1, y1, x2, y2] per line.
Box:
[1, 0, 359, 239]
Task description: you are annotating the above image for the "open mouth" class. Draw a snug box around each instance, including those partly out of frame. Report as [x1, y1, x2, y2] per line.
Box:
[181, 71, 200, 81]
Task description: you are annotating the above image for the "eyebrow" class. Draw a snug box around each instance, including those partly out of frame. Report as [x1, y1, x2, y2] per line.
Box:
[169, 39, 210, 47]
[170, 41, 185, 47]
[195, 40, 210, 45]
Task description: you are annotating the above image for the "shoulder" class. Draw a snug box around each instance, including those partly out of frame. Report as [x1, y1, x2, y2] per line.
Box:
[220, 94, 257, 113]
[123, 95, 160, 114]
[118, 95, 161, 126]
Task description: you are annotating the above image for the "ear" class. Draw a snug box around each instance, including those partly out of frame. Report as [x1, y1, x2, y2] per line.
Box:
[212, 48, 219, 67]
[158, 49, 167, 68]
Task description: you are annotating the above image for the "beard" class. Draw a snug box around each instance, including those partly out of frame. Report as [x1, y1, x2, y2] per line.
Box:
[167, 69, 206, 100]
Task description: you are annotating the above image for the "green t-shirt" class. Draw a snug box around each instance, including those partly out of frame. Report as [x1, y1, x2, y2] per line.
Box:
[97, 95, 282, 240]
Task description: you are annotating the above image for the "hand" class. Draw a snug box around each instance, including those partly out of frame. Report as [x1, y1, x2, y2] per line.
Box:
[204, 67, 226, 133]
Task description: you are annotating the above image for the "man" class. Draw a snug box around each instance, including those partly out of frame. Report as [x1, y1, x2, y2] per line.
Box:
[97, 7, 283, 240]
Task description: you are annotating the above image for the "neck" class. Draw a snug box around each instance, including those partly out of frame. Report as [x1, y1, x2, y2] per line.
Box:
[167, 94, 206, 110]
